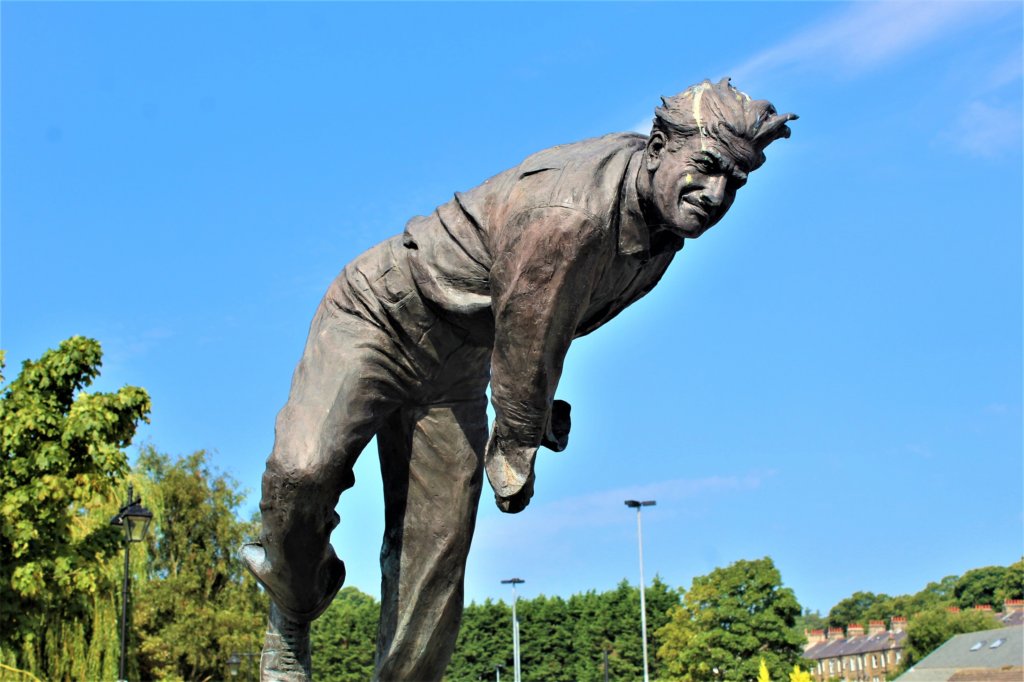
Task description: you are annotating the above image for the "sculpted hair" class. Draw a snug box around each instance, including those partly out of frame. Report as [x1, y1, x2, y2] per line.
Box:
[653, 77, 798, 169]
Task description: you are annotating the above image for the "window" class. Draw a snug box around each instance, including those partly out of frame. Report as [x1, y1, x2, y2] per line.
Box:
[895, 651, 902, 663]
[990, 638, 1006, 649]
[969, 641, 985, 652]
[872, 655, 878, 668]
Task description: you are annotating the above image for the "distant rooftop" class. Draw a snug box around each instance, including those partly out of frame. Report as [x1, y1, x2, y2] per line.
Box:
[894, 624, 1022, 681]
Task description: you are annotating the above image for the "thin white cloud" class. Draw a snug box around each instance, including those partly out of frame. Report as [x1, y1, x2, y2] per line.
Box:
[730, 2, 1012, 83]
[628, 4, 1015, 134]
[473, 471, 771, 550]
[942, 99, 1023, 158]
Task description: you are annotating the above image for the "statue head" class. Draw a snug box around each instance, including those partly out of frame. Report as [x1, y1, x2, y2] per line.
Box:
[639, 77, 797, 239]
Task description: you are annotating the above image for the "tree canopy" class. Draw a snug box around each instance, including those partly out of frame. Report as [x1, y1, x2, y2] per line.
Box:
[954, 565, 1009, 610]
[656, 557, 804, 682]
[132, 447, 267, 681]
[311, 586, 379, 682]
[443, 577, 679, 681]
[0, 338, 150, 679]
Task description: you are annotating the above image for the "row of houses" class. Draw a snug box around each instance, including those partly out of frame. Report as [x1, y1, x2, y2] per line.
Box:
[801, 600, 1024, 682]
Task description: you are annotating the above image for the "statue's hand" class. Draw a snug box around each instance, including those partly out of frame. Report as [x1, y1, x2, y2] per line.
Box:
[484, 430, 537, 514]
[541, 399, 571, 452]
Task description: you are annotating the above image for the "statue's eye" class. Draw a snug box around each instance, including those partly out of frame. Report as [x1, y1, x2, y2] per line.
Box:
[694, 157, 715, 172]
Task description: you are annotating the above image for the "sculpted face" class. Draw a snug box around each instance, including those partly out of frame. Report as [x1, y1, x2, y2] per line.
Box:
[641, 131, 752, 239]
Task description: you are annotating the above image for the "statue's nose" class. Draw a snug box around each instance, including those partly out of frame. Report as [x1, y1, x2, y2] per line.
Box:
[700, 176, 727, 208]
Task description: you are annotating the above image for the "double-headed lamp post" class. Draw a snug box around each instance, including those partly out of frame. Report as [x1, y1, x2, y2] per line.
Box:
[624, 499, 655, 682]
[109, 484, 153, 682]
[501, 578, 524, 682]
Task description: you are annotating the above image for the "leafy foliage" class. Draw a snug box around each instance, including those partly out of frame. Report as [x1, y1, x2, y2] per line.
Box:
[311, 587, 379, 682]
[0, 338, 150, 678]
[994, 557, 1023, 604]
[132, 447, 267, 681]
[656, 557, 804, 682]
[794, 609, 826, 633]
[788, 664, 813, 682]
[954, 565, 1008, 609]
[827, 591, 891, 628]
[444, 577, 678, 681]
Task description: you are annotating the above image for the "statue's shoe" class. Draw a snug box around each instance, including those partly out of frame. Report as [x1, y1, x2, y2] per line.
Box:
[240, 542, 345, 623]
[260, 603, 312, 682]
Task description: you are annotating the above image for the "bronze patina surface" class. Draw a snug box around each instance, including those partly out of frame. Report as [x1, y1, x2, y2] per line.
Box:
[242, 78, 796, 681]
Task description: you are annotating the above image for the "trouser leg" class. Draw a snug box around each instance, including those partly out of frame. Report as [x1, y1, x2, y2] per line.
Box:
[374, 397, 489, 682]
[254, 301, 406, 621]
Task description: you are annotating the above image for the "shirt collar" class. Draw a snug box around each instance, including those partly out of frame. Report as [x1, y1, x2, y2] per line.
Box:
[617, 149, 686, 259]
[617, 150, 649, 257]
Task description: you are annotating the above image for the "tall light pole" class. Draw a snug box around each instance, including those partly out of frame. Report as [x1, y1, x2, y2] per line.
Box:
[501, 578, 524, 682]
[109, 484, 153, 682]
[624, 499, 655, 682]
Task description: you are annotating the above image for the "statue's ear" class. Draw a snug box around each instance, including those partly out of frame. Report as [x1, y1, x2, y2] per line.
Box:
[645, 130, 667, 172]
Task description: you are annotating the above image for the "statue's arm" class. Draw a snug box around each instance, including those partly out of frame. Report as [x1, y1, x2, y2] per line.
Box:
[484, 206, 605, 513]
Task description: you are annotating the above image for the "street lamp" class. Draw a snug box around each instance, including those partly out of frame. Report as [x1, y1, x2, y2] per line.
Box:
[501, 578, 524, 682]
[109, 484, 153, 682]
[624, 499, 655, 682]
[227, 652, 260, 680]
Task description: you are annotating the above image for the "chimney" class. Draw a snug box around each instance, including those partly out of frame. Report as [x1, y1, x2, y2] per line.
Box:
[847, 623, 865, 638]
[868, 620, 886, 636]
[974, 604, 993, 612]
[805, 629, 826, 647]
[1004, 599, 1024, 613]
[828, 627, 845, 640]
[946, 606, 961, 614]
[891, 616, 907, 633]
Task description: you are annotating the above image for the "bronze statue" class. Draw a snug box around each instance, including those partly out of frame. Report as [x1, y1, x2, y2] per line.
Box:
[241, 78, 796, 681]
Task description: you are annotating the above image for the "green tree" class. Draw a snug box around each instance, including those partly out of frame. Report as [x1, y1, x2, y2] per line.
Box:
[897, 606, 1000, 673]
[994, 558, 1023, 605]
[132, 447, 266, 681]
[446, 598, 512, 681]
[827, 591, 891, 628]
[788, 664, 812, 682]
[795, 609, 827, 633]
[518, 594, 574, 681]
[954, 566, 1008, 609]
[0, 338, 150, 679]
[311, 587, 379, 682]
[565, 577, 678, 682]
[446, 577, 679, 682]
[656, 557, 804, 682]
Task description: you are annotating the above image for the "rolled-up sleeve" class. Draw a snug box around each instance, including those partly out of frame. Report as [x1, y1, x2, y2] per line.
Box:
[485, 205, 608, 500]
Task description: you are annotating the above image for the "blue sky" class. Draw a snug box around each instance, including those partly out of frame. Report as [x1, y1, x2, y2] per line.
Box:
[3, 2, 1021, 617]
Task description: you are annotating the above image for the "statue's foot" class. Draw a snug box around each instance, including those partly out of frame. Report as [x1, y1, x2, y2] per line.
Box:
[240, 543, 345, 622]
[260, 603, 312, 682]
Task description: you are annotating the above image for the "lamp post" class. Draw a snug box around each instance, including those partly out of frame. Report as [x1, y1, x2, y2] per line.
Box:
[624, 499, 655, 682]
[227, 652, 260, 681]
[109, 484, 153, 682]
[501, 578, 524, 682]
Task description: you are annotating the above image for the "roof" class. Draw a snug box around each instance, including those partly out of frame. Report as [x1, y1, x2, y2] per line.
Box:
[803, 630, 907, 660]
[997, 610, 1024, 627]
[895, 624, 1023, 682]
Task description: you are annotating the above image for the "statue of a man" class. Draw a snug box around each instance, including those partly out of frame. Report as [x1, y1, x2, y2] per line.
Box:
[242, 78, 796, 681]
